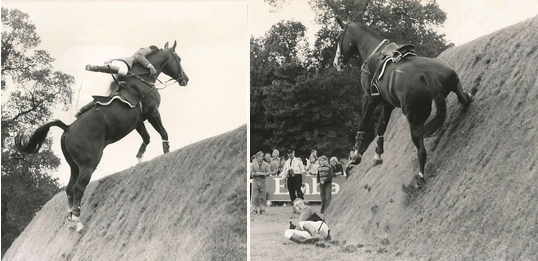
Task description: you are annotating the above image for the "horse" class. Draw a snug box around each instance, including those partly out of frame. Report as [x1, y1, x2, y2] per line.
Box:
[332, 18, 474, 186]
[15, 40, 188, 231]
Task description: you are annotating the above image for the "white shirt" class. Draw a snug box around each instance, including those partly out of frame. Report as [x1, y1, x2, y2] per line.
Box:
[280, 157, 305, 178]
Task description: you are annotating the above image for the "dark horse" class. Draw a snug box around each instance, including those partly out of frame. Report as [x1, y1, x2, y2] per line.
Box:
[15, 41, 188, 231]
[333, 18, 473, 185]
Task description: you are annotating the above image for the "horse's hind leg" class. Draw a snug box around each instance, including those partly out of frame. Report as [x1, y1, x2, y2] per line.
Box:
[453, 80, 474, 107]
[70, 165, 97, 232]
[373, 103, 394, 165]
[61, 133, 79, 220]
[147, 109, 170, 154]
[410, 126, 427, 187]
[135, 123, 151, 162]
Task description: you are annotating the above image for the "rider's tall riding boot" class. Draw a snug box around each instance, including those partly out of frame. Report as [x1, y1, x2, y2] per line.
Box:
[75, 101, 96, 118]
[289, 232, 321, 244]
[85, 64, 120, 74]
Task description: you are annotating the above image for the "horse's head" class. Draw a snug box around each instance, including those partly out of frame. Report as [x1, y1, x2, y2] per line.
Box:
[159, 40, 189, 86]
[333, 17, 360, 72]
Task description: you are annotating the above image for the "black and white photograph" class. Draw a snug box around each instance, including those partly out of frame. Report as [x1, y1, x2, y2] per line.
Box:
[249, 0, 538, 260]
[2, 1, 247, 260]
[2, 0, 538, 260]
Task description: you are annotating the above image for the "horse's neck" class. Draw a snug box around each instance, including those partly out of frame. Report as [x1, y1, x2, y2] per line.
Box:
[353, 25, 384, 61]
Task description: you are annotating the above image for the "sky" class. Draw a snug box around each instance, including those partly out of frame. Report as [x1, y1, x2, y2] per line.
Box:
[2, 0, 249, 185]
[248, 0, 538, 46]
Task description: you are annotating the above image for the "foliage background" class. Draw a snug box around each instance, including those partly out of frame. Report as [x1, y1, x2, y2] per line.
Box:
[1, 7, 73, 256]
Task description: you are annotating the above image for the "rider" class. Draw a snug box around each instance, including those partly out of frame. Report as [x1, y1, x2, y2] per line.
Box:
[284, 198, 331, 244]
[75, 46, 160, 118]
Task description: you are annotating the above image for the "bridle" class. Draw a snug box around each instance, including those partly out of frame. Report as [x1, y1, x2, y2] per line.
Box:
[164, 48, 186, 84]
[337, 24, 389, 71]
[337, 24, 360, 65]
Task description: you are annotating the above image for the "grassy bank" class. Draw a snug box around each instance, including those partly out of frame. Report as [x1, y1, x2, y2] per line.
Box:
[4, 125, 247, 261]
[325, 16, 538, 260]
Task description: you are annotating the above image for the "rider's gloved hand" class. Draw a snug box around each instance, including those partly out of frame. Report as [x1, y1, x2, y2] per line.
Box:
[148, 64, 158, 78]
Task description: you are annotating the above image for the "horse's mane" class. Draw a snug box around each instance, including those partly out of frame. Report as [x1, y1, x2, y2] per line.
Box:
[131, 48, 165, 70]
[352, 22, 383, 41]
[147, 48, 164, 58]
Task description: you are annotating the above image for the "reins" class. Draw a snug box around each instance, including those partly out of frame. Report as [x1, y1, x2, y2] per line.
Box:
[339, 24, 389, 75]
[119, 48, 185, 96]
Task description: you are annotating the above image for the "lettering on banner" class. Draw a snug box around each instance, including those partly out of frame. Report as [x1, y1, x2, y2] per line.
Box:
[272, 176, 341, 195]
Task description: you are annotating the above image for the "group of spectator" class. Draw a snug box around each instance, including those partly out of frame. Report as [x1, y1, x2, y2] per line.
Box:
[250, 148, 348, 215]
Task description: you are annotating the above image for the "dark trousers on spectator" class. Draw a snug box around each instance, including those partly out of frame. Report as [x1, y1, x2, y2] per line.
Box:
[319, 181, 332, 214]
[287, 175, 304, 202]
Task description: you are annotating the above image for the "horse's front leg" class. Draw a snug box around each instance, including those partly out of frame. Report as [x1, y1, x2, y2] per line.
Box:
[135, 123, 151, 163]
[350, 94, 380, 165]
[373, 103, 394, 166]
[147, 109, 170, 154]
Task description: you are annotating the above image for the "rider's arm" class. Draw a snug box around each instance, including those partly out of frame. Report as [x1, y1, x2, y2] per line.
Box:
[133, 47, 154, 68]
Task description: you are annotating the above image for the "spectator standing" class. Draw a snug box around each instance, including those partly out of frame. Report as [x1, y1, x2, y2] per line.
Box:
[278, 157, 286, 176]
[251, 151, 270, 214]
[280, 149, 306, 213]
[305, 154, 319, 176]
[330, 157, 344, 177]
[269, 149, 280, 176]
[264, 152, 272, 163]
[317, 156, 335, 214]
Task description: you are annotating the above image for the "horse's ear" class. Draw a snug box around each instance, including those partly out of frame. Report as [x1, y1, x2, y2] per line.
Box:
[164, 42, 169, 49]
[171, 40, 177, 51]
[336, 17, 345, 29]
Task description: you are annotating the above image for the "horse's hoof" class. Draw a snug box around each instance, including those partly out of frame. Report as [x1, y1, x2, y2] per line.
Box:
[464, 91, 474, 107]
[76, 222, 84, 232]
[67, 224, 77, 231]
[373, 158, 383, 166]
[414, 175, 426, 188]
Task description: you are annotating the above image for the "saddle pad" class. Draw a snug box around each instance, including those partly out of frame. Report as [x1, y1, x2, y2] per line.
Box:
[377, 52, 417, 81]
[94, 94, 136, 108]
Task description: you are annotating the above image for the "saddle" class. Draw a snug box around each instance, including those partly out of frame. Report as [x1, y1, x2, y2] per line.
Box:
[362, 42, 416, 96]
[93, 80, 139, 108]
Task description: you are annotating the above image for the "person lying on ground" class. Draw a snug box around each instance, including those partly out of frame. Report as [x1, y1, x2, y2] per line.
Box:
[284, 198, 331, 244]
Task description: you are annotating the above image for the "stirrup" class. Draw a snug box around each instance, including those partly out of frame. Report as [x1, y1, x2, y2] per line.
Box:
[371, 84, 381, 96]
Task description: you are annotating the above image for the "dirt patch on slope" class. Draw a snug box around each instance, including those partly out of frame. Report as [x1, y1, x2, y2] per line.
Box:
[4, 125, 247, 261]
[325, 16, 538, 260]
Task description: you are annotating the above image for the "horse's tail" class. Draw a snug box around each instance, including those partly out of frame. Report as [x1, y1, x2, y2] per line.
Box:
[15, 119, 70, 154]
[414, 71, 447, 137]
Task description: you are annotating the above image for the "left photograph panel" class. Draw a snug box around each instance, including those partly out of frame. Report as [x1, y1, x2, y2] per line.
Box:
[1, 1, 248, 260]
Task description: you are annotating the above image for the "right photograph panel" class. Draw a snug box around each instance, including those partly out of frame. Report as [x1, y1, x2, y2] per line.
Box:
[249, 0, 538, 260]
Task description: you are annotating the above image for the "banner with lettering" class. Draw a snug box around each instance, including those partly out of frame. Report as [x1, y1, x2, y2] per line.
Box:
[264, 175, 347, 201]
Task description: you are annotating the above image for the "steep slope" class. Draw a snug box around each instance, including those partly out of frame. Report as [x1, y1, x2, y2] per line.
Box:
[326, 16, 538, 260]
[4, 125, 247, 261]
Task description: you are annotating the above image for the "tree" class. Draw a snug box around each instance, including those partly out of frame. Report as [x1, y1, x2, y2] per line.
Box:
[1, 7, 74, 256]
[261, 68, 365, 157]
[250, 21, 311, 155]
